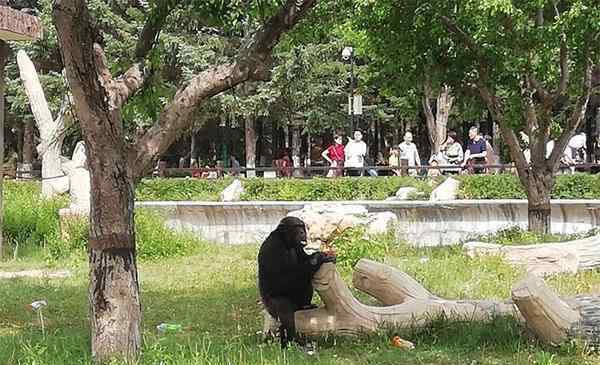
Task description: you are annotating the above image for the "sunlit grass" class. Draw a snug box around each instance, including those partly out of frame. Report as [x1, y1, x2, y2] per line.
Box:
[2, 239, 600, 364]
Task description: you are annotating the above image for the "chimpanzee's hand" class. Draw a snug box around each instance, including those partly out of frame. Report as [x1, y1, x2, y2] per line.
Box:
[309, 252, 336, 266]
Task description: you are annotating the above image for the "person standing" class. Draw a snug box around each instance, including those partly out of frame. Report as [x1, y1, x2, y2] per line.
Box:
[344, 131, 367, 176]
[462, 126, 487, 174]
[388, 147, 401, 176]
[398, 132, 420, 176]
[439, 130, 463, 174]
[322, 134, 345, 177]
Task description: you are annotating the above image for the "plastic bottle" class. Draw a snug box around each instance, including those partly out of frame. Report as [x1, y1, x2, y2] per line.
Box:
[156, 323, 182, 333]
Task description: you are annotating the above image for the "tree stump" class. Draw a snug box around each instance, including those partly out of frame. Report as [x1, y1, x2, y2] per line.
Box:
[464, 235, 600, 276]
[512, 274, 600, 346]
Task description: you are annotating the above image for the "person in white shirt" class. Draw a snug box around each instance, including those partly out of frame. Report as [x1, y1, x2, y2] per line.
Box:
[345, 131, 367, 176]
[398, 132, 420, 176]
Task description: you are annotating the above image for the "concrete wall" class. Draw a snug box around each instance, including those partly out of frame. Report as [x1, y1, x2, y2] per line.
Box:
[137, 200, 600, 246]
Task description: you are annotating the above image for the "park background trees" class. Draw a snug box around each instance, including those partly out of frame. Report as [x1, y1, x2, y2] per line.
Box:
[354, 0, 599, 233]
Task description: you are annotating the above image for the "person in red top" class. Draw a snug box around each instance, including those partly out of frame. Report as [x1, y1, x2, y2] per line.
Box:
[322, 134, 345, 177]
[273, 149, 293, 178]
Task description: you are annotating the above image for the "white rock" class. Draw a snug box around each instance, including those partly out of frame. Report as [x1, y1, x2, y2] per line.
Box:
[220, 179, 245, 202]
[287, 204, 397, 247]
[395, 187, 418, 200]
[429, 177, 460, 201]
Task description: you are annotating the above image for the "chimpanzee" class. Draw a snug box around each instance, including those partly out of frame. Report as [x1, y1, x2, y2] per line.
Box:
[258, 216, 335, 348]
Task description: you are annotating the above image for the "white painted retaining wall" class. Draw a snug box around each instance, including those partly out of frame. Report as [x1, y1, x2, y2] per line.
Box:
[136, 200, 600, 246]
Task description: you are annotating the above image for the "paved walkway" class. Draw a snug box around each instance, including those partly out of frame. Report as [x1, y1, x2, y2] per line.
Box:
[0, 269, 71, 279]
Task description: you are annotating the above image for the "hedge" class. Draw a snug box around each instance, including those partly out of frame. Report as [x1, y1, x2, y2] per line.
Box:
[135, 174, 600, 201]
[458, 173, 600, 199]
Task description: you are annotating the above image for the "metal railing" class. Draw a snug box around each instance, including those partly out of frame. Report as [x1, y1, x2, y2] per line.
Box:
[155, 162, 600, 178]
[9, 162, 600, 181]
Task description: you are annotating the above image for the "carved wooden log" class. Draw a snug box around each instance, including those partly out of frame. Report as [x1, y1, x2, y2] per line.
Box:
[512, 274, 600, 346]
[352, 259, 435, 304]
[352, 259, 518, 322]
[294, 262, 520, 336]
[0, 6, 42, 41]
[464, 235, 600, 276]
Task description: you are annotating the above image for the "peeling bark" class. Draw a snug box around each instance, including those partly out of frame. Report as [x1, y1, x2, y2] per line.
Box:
[423, 80, 452, 155]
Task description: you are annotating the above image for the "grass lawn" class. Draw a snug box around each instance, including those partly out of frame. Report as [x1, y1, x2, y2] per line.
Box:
[2, 241, 600, 364]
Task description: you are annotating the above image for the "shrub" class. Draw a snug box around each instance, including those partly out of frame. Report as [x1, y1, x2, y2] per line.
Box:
[329, 227, 392, 269]
[241, 177, 432, 201]
[552, 174, 600, 199]
[135, 209, 202, 260]
[136, 178, 233, 201]
[458, 174, 526, 199]
[3, 181, 67, 252]
[45, 215, 88, 260]
[45, 210, 202, 261]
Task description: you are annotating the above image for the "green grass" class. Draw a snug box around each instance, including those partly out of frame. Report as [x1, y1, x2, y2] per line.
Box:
[2, 239, 600, 364]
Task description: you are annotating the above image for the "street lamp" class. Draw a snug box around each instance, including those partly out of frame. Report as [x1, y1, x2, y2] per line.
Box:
[342, 46, 355, 133]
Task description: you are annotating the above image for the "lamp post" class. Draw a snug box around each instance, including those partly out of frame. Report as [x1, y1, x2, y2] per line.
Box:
[342, 46, 355, 133]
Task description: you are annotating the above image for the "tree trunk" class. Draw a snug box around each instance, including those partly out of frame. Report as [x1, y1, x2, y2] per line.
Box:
[245, 118, 257, 178]
[0, 41, 8, 259]
[526, 170, 554, 235]
[88, 161, 141, 361]
[190, 128, 197, 167]
[422, 81, 452, 155]
[23, 119, 34, 163]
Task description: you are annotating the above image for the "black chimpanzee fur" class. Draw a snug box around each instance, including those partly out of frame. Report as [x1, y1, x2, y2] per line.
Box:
[258, 216, 335, 348]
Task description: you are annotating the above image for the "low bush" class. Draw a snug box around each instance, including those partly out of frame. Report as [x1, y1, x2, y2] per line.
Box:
[552, 174, 600, 199]
[3, 181, 66, 253]
[136, 174, 600, 202]
[241, 177, 433, 201]
[136, 178, 233, 201]
[44, 209, 202, 261]
[458, 174, 526, 199]
[459, 173, 600, 200]
[135, 209, 202, 260]
[330, 227, 392, 269]
[2, 181, 202, 261]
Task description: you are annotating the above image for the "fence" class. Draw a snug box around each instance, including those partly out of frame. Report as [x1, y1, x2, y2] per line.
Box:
[156, 162, 600, 179]
[10, 162, 600, 181]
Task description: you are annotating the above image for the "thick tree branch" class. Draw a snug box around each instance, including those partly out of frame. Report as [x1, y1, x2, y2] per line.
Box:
[441, 15, 529, 175]
[528, 74, 552, 105]
[105, 0, 179, 109]
[135, 0, 176, 59]
[548, 53, 593, 168]
[132, 0, 317, 179]
[521, 77, 548, 169]
[477, 80, 529, 177]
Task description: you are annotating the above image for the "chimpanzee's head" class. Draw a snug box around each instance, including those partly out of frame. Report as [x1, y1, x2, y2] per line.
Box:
[277, 216, 307, 249]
